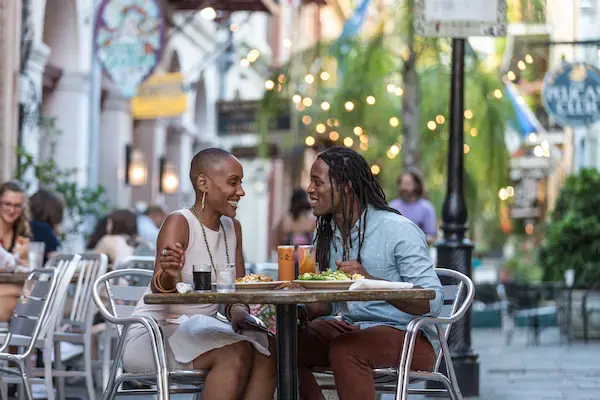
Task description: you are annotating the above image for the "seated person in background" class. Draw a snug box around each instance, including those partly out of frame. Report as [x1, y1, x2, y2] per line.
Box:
[88, 209, 139, 266]
[299, 147, 444, 400]
[29, 189, 65, 262]
[136, 203, 167, 245]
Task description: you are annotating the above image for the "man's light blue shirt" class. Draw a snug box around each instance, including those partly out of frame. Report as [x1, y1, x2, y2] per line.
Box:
[323, 205, 444, 341]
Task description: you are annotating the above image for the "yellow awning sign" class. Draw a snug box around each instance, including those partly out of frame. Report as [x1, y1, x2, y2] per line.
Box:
[131, 72, 188, 119]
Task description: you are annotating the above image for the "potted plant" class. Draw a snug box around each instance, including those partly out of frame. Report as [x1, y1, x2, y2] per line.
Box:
[539, 168, 600, 338]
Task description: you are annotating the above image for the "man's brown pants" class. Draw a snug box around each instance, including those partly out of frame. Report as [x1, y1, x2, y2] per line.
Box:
[298, 319, 436, 400]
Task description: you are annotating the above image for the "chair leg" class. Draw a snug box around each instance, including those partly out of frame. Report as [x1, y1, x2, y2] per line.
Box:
[83, 335, 96, 400]
[16, 361, 34, 400]
[53, 342, 64, 400]
[437, 327, 462, 400]
[0, 373, 7, 400]
[43, 344, 55, 400]
[102, 328, 111, 390]
[395, 329, 418, 400]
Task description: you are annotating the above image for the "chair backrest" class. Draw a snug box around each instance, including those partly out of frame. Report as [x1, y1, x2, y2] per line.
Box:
[432, 268, 475, 371]
[92, 268, 154, 336]
[65, 253, 109, 328]
[7, 254, 81, 357]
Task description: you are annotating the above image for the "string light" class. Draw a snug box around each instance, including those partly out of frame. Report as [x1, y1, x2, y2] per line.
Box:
[506, 186, 515, 197]
[528, 132, 538, 142]
[302, 115, 312, 125]
[525, 54, 533, 64]
[389, 144, 400, 155]
[200, 7, 217, 20]
[518, 60, 526, 70]
[359, 134, 368, 143]
[229, 23, 239, 32]
[516, 96, 525, 105]
[353, 126, 363, 136]
[320, 71, 330, 81]
[247, 49, 260, 62]
[507, 71, 516, 81]
[370, 164, 381, 175]
[321, 101, 330, 111]
[386, 84, 395, 93]
[525, 223, 534, 235]
[470, 128, 477, 137]
[343, 137, 354, 147]
[464, 144, 470, 154]
[302, 97, 313, 107]
[264, 80, 275, 90]
[283, 38, 292, 48]
[436, 115, 445, 124]
[305, 136, 316, 146]
[305, 74, 315, 84]
[316, 124, 326, 133]
[389, 117, 399, 127]
[240, 58, 250, 67]
[344, 101, 354, 111]
[464, 110, 473, 119]
[296, 103, 305, 111]
[329, 131, 340, 141]
[386, 149, 397, 159]
[498, 188, 508, 200]
[292, 94, 302, 103]
[427, 121, 437, 130]
[493, 89, 503, 99]
[333, 119, 340, 127]
[327, 118, 335, 127]
[395, 88, 404, 96]
[278, 74, 287, 83]
[360, 143, 368, 151]
[366, 96, 376, 105]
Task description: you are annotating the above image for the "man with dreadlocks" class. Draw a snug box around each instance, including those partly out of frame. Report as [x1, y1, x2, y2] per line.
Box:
[298, 147, 444, 400]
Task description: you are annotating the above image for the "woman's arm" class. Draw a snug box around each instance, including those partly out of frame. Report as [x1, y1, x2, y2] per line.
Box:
[232, 218, 245, 278]
[151, 213, 189, 293]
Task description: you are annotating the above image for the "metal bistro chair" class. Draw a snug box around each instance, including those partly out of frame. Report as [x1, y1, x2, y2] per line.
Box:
[315, 268, 475, 400]
[0, 254, 81, 400]
[35, 253, 109, 400]
[92, 269, 207, 400]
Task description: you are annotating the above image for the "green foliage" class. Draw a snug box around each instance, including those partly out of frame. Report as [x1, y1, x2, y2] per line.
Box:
[539, 169, 600, 288]
[504, 241, 543, 283]
[14, 117, 111, 238]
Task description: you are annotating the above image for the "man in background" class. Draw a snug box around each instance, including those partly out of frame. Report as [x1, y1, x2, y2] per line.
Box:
[136, 204, 167, 245]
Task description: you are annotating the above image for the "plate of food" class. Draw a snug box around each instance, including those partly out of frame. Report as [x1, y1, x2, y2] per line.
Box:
[234, 274, 286, 290]
[293, 269, 364, 290]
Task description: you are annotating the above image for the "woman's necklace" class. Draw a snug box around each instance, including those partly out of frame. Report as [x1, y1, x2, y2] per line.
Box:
[189, 206, 230, 274]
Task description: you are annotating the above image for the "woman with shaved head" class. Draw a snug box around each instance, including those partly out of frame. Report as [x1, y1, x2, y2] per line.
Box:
[122, 148, 276, 399]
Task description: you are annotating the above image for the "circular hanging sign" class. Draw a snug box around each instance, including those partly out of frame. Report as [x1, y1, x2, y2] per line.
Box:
[542, 62, 600, 128]
[94, 0, 166, 98]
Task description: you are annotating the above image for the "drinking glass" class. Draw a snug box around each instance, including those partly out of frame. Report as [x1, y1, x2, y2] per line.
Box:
[28, 242, 45, 269]
[216, 263, 236, 293]
[193, 264, 212, 292]
[298, 245, 316, 275]
[277, 245, 295, 281]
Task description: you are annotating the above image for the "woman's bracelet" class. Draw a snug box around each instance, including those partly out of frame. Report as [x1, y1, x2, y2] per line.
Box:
[226, 303, 250, 320]
[152, 269, 182, 293]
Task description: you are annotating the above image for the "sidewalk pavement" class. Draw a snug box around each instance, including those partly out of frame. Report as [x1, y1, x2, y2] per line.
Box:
[61, 327, 599, 400]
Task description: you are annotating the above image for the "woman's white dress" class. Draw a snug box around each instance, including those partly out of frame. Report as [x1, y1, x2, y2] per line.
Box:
[122, 209, 269, 372]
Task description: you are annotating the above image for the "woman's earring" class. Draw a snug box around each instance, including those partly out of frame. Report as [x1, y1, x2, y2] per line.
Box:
[201, 191, 206, 211]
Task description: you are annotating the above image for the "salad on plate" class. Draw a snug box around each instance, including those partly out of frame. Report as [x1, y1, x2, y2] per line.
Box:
[297, 269, 364, 282]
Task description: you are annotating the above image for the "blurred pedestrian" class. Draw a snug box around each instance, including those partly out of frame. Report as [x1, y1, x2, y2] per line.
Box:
[88, 209, 140, 266]
[273, 188, 316, 252]
[136, 204, 166, 245]
[389, 168, 438, 245]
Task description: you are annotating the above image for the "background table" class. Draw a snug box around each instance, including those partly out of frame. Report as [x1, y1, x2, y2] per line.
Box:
[0, 273, 28, 284]
[145, 288, 436, 400]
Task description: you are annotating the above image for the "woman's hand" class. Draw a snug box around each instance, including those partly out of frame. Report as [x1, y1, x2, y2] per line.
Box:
[230, 306, 258, 334]
[158, 242, 184, 277]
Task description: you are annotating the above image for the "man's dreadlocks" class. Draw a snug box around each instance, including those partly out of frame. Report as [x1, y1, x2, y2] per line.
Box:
[314, 146, 401, 271]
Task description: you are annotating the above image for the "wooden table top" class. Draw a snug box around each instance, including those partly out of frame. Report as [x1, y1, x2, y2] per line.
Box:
[144, 288, 436, 305]
[0, 273, 28, 284]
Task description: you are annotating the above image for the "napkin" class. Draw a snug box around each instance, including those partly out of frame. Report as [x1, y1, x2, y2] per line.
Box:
[349, 279, 413, 291]
[176, 282, 193, 293]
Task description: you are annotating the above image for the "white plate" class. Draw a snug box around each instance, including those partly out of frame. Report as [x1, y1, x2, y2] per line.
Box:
[234, 281, 287, 290]
[292, 280, 354, 290]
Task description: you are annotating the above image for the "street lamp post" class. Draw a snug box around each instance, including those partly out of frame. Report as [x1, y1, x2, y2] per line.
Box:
[434, 38, 480, 396]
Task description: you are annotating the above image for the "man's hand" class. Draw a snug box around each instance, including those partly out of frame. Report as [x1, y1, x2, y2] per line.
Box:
[335, 260, 372, 279]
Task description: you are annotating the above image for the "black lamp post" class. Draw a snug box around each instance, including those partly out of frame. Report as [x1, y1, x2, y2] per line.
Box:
[433, 38, 480, 396]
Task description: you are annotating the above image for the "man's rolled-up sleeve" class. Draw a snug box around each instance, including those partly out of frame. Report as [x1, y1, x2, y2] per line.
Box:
[393, 223, 444, 317]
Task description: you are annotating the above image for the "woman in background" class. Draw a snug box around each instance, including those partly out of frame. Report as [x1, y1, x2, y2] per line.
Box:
[88, 209, 139, 266]
[29, 189, 64, 262]
[0, 181, 31, 321]
[273, 188, 316, 250]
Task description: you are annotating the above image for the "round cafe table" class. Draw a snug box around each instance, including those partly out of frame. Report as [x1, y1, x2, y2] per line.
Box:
[0, 273, 29, 284]
[145, 287, 436, 400]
